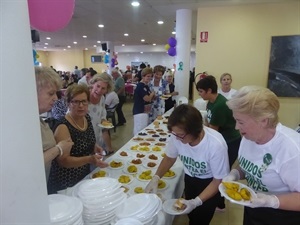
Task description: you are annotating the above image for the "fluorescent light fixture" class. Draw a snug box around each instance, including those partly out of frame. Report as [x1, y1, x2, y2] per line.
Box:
[98, 24, 104, 28]
[73, 42, 77, 44]
[97, 41, 101, 43]
[93, 45, 97, 47]
[141, 39, 145, 42]
[152, 43, 156, 46]
[131, 1, 140, 7]
[124, 33, 129, 36]
[46, 37, 51, 40]
[83, 35, 87, 38]
[45, 43, 48, 45]
[157, 21, 164, 24]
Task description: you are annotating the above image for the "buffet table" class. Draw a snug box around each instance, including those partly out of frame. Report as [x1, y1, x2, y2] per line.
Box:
[60, 110, 185, 225]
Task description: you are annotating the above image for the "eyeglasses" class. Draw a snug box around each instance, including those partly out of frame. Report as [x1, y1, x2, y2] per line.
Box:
[70, 100, 89, 106]
[171, 131, 187, 140]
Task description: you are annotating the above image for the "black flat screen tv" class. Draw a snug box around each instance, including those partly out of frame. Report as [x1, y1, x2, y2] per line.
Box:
[91, 55, 102, 63]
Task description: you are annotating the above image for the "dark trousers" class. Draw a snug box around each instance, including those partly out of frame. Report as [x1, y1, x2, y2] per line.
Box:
[217, 136, 241, 208]
[185, 175, 220, 225]
[116, 95, 126, 124]
[244, 206, 300, 225]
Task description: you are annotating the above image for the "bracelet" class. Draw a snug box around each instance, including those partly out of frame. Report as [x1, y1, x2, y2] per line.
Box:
[56, 145, 63, 156]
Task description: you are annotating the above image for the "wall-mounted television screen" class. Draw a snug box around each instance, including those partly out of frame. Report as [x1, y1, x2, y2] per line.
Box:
[91, 55, 102, 63]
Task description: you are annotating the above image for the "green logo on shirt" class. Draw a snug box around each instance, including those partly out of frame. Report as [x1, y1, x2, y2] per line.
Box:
[180, 155, 207, 177]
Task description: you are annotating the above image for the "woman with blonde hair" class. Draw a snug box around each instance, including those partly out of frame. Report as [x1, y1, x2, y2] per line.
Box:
[218, 73, 237, 100]
[35, 66, 74, 180]
[225, 86, 300, 225]
[88, 72, 115, 155]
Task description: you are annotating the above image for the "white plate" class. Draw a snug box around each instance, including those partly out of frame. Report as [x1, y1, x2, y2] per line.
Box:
[157, 179, 168, 191]
[118, 174, 134, 185]
[123, 165, 139, 174]
[107, 159, 124, 169]
[98, 123, 114, 129]
[89, 169, 109, 179]
[218, 181, 257, 206]
[142, 160, 158, 169]
[137, 170, 153, 182]
[163, 199, 185, 215]
[162, 170, 176, 179]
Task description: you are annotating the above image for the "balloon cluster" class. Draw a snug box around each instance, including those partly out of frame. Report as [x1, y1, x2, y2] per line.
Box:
[32, 49, 40, 66]
[165, 37, 177, 57]
[28, 0, 75, 32]
[111, 52, 118, 68]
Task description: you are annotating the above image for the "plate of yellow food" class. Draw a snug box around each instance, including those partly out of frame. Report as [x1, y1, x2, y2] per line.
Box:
[152, 146, 162, 152]
[219, 181, 256, 206]
[130, 145, 139, 151]
[90, 169, 109, 179]
[118, 174, 134, 185]
[98, 121, 114, 129]
[163, 169, 176, 179]
[137, 170, 153, 181]
[157, 179, 168, 190]
[108, 159, 124, 169]
[123, 165, 139, 174]
[138, 146, 151, 152]
[132, 186, 145, 194]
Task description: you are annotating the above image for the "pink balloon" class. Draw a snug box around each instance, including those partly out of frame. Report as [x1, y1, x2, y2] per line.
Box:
[28, 0, 75, 32]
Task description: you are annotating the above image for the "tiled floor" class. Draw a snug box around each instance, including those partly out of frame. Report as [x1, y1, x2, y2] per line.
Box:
[108, 98, 244, 225]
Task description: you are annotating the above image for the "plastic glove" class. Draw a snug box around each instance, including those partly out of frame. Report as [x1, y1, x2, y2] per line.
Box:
[144, 175, 160, 194]
[222, 169, 240, 182]
[250, 193, 279, 209]
[181, 197, 203, 214]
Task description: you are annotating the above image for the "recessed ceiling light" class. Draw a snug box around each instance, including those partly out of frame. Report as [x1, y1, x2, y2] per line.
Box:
[98, 24, 104, 28]
[44, 47, 47, 49]
[73, 42, 77, 44]
[172, 31, 176, 34]
[84, 48, 88, 50]
[131, 1, 140, 7]
[141, 39, 145, 42]
[67, 46, 71, 48]
[97, 41, 101, 43]
[63, 49, 66, 51]
[46, 37, 51, 40]
[83, 35, 87, 38]
[93, 45, 97, 47]
[157, 21, 164, 25]
[152, 43, 156, 46]
[122, 44, 125, 46]
[140, 52, 143, 54]
[124, 33, 129, 36]
[45, 43, 48, 45]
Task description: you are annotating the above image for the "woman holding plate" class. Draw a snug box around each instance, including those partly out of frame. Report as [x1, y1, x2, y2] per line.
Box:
[48, 84, 108, 194]
[224, 86, 300, 225]
[88, 73, 114, 155]
[145, 104, 230, 225]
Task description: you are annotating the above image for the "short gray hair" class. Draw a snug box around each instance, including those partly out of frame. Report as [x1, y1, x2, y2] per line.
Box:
[227, 86, 279, 128]
[89, 72, 114, 93]
[35, 66, 62, 92]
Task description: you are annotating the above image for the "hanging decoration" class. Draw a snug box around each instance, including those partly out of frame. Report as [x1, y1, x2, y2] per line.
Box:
[178, 62, 183, 71]
[27, 0, 75, 32]
[166, 37, 177, 57]
[32, 49, 40, 65]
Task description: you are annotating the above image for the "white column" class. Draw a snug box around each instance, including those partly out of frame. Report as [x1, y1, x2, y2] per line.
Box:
[174, 9, 192, 100]
[1, 0, 50, 223]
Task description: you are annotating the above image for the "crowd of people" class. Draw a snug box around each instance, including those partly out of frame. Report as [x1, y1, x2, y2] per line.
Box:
[36, 64, 299, 225]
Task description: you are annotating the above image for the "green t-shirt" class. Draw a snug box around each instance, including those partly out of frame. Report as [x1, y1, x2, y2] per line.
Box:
[207, 94, 240, 143]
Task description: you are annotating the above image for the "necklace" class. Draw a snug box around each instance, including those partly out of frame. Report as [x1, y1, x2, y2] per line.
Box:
[68, 113, 86, 131]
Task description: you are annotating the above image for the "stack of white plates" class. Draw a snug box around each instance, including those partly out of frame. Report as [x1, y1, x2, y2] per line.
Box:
[48, 194, 83, 225]
[73, 177, 127, 225]
[113, 193, 162, 225]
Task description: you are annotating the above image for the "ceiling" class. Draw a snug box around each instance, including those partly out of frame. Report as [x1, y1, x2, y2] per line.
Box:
[32, 0, 293, 51]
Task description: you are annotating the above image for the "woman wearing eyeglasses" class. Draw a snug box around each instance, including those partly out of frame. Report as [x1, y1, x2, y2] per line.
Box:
[47, 84, 108, 194]
[145, 104, 230, 225]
